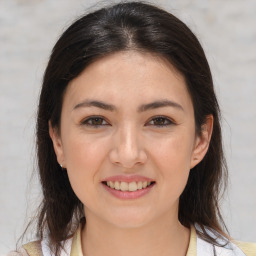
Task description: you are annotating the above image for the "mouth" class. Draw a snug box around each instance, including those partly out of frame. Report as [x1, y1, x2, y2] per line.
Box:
[102, 180, 156, 192]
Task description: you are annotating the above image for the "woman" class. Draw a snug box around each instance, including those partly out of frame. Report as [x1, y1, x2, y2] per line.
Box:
[9, 1, 255, 256]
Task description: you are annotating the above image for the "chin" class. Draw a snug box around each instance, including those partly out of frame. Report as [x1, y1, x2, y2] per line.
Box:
[105, 208, 154, 229]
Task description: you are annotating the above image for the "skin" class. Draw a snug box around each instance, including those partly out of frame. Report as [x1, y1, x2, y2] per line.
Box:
[49, 51, 213, 256]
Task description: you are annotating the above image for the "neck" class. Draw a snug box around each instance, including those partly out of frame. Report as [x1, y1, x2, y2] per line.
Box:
[81, 211, 190, 256]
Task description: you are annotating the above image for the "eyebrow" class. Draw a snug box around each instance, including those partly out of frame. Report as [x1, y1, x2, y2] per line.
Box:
[73, 100, 116, 111]
[138, 99, 184, 112]
[73, 99, 184, 112]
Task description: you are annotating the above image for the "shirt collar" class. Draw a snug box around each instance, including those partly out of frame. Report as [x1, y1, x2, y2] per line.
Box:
[70, 224, 83, 256]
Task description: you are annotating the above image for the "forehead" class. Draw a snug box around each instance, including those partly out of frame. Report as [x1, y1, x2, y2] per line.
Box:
[63, 51, 192, 112]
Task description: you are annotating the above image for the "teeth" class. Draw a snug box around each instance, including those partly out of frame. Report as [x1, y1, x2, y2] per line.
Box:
[105, 181, 153, 191]
[120, 181, 129, 191]
[109, 181, 114, 188]
[114, 181, 120, 190]
[129, 181, 137, 192]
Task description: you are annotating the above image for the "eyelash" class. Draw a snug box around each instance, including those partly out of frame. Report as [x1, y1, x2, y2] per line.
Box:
[81, 116, 108, 128]
[81, 116, 175, 128]
[146, 116, 175, 127]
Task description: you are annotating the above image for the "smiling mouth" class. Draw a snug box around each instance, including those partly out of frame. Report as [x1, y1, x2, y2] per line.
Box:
[102, 181, 155, 192]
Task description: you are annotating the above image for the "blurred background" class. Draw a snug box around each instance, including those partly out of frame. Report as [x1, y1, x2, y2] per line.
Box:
[0, 0, 255, 254]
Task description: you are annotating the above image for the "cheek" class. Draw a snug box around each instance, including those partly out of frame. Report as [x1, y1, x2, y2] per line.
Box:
[150, 132, 194, 169]
[62, 135, 109, 201]
[63, 133, 107, 171]
[149, 133, 194, 194]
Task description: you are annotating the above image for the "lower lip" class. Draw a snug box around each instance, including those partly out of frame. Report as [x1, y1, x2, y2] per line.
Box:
[103, 183, 155, 199]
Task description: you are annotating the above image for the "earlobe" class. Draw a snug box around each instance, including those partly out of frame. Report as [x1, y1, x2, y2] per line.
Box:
[49, 121, 65, 168]
[190, 115, 213, 169]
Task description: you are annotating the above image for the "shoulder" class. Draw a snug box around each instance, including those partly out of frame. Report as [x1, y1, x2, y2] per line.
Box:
[195, 224, 256, 256]
[197, 236, 256, 256]
[7, 241, 42, 256]
[234, 241, 256, 256]
[8, 225, 80, 256]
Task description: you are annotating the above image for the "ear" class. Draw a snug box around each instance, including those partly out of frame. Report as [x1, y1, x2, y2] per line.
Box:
[190, 115, 213, 169]
[49, 121, 66, 168]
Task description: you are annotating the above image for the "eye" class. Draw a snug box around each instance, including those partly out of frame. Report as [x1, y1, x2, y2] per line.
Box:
[146, 116, 174, 127]
[81, 116, 109, 127]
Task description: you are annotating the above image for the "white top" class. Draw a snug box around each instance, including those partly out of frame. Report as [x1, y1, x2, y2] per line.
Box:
[39, 224, 253, 256]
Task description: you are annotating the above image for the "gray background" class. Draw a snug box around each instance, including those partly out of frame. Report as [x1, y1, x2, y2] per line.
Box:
[0, 0, 255, 255]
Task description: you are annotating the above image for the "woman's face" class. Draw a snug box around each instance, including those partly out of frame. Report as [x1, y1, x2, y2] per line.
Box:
[50, 51, 211, 228]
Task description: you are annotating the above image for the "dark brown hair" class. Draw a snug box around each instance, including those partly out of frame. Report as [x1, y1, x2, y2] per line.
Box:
[34, 1, 228, 254]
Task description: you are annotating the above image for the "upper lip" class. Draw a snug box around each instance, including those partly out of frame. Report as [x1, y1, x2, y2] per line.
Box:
[102, 175, 155, 183]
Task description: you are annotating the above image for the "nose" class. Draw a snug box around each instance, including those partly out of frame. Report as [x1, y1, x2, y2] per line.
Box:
[109, 125, 147, 169]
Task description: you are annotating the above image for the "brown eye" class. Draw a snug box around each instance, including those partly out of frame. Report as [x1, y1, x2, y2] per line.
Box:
[82, 117, 108, 127]
[147, 116, 174, 127]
